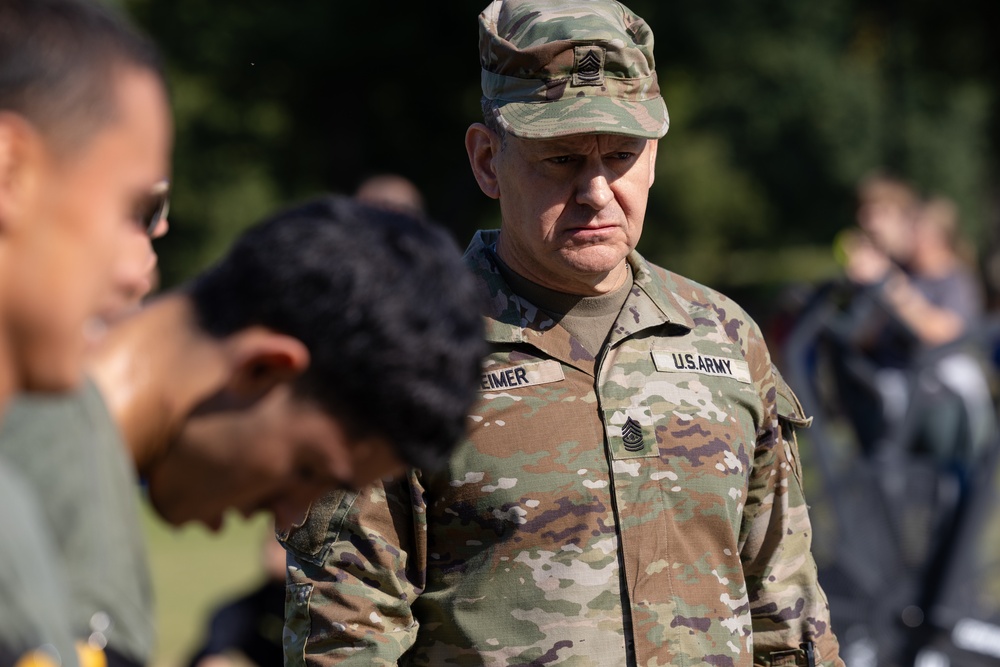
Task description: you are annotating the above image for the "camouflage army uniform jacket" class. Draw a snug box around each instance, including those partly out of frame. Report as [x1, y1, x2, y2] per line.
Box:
[283, 230, 843, 667]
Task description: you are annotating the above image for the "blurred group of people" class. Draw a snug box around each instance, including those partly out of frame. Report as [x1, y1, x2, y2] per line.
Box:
[835, 173, 995, 466]
[775, 175, 1000, 667]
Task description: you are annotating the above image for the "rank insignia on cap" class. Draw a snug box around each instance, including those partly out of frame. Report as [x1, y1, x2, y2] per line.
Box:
[573, 45, 606, 86]
[621, 417, 644, 451]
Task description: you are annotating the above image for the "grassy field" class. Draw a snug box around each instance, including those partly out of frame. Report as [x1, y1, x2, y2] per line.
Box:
[141, 500, 272, 667]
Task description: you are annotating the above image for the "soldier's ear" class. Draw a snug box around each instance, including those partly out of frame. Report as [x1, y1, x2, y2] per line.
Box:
[646, 139, 657, 189]
[465, 123, 501, 200]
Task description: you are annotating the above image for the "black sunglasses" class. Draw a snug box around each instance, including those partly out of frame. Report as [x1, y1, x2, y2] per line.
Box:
[135, 180, 170, 237]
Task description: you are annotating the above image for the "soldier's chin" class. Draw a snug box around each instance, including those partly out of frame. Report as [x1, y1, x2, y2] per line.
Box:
[200, 513, 225, 533]
[559, 244, 628, 272]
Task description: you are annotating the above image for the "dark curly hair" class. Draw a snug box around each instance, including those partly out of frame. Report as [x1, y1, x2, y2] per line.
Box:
[188, 195, 485, 472]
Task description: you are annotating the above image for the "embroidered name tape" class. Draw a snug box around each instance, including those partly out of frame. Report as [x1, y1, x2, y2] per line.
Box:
[480, 360, 565, 391]
[652, 351, 752, 384]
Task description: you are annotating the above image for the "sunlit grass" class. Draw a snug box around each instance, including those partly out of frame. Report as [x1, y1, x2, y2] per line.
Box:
[141, 500, 270, 667]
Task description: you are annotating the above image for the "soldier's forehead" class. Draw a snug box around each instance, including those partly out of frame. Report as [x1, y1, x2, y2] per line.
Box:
[520, 133, 647, 151]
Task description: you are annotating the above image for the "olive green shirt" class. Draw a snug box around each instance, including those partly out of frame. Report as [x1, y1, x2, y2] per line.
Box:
[0, 459, 79, 666]
[0, 379, 154, 664]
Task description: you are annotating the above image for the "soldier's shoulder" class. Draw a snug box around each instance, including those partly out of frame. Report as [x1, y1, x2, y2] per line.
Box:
[642, 258, 761, 335]
[771, 363, 811, 426]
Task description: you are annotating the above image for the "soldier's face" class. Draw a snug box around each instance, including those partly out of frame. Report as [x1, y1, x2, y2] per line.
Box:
[491, 133, 656, 295]
[145, 385, 405, 532]
[0, 67, 172, 392]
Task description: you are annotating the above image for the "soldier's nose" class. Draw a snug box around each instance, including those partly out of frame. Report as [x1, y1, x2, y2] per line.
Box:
[576, 172, 614, 210]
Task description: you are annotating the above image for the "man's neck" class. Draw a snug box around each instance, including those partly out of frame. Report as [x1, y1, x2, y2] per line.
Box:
[87, 293, 230, 478]
[0, 334, 16, 419]
[0, 272, 20, 412]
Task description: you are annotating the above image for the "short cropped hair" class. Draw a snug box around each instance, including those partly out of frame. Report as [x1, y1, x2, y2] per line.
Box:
[188, 195, 486, 472]
[481, 96, 508, 149]
[0, 0, 164, 151]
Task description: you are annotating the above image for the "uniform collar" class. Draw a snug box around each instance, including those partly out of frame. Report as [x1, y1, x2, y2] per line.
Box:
[621, 244, 696, 337]
[464, 230, 695, 371]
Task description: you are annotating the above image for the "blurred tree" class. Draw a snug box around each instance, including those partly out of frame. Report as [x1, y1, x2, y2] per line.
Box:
[124, 0, 997, 291]
[641, 0, 991, 284]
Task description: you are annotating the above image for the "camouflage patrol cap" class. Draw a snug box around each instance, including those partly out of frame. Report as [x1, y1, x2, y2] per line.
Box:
[479, 0, 669, 139]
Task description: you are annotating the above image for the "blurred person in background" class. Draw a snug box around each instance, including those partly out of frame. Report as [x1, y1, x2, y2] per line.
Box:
[839, 176, 992, 463]
[0, 0, 172, 664]
[885, 197, 993, 460]
[836, 175, 922, 449]
[354, 173, 426, 216]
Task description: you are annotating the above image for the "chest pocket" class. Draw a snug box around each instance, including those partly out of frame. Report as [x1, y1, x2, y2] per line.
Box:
[433, 357, 611, 568]
[602, 349, 763, 474]
[600, 338, 764, 548]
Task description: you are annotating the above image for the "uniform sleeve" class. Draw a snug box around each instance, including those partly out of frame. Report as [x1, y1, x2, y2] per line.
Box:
[281, 471, 427, 667]
[738, 361, 845, 667]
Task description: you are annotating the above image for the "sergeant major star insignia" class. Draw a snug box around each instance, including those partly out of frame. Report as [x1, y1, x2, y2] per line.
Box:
[621, 417, 644, 451]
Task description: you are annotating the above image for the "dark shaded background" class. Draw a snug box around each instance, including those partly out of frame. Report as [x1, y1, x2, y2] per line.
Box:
[123, 0, 1000, 306]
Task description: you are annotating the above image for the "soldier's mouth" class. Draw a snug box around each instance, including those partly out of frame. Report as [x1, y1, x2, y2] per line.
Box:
[564, 224, 621, 241]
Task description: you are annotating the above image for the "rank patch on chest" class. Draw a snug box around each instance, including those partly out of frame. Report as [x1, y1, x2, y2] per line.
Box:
[479, 359, 565, 392]
[651, 350, 752, 384]
[605, 409, 657, 459]
[621, 417, 644, 451]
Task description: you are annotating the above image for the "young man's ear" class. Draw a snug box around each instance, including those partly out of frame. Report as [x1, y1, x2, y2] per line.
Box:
[225, 328, 311, 401]
[0, 112, 44, 235]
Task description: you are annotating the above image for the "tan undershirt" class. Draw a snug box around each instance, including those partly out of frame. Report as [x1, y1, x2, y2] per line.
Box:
[489, 247, 633, 358]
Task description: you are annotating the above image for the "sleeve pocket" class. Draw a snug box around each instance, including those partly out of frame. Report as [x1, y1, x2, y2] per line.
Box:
[277, 489, 358, 566]
[283, 581, 315, 665]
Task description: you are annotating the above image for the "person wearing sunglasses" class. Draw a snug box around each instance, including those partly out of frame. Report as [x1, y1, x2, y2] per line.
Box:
[0, 0, 172, 665]
[101, 179, 171, 321]
[0, 2, 172, 395]
[0, 176, 171, 667]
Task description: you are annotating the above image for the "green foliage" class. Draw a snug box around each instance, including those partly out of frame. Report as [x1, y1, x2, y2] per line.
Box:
[123, 0, 998, 290]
